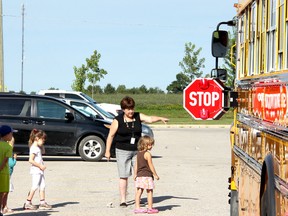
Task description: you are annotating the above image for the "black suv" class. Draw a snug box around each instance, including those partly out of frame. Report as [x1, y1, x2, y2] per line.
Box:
[0, 93, 110, 161]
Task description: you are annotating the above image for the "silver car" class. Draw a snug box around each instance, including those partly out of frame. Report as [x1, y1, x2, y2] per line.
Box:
[62, 99, 154, 138]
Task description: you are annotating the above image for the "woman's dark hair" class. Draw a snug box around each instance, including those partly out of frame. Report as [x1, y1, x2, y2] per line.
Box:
[120, 96, 135, 109]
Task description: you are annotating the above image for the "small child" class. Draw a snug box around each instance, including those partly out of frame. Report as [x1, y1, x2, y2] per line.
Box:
[2, 137, 17, 214]
[23, 129, 52, 210]
[134, 135, 159, 214]
[0, 125, 14, 216]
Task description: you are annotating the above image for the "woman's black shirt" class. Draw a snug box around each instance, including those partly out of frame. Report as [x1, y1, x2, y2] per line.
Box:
[114, 112, 142, 151]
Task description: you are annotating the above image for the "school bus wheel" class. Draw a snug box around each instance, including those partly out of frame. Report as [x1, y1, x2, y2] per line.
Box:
[260, 154, 276, 216]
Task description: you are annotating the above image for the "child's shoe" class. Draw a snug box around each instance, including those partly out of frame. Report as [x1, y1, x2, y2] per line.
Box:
[39, 202, 52, 210]
[134, 208, 148, 214]
[23, 202, 37, 210]
[3, 207, 14, 213]
[147, 208, 159, 214]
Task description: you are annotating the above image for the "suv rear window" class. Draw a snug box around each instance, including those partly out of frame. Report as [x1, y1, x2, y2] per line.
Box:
[0, 99, 31, 116]
[64, 93, 83, 100]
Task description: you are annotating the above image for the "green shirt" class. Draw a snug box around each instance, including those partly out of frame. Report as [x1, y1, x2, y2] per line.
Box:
[0, 141, 13, 175]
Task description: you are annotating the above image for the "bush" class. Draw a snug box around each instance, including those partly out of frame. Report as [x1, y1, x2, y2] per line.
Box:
[91, 93, 234, 125]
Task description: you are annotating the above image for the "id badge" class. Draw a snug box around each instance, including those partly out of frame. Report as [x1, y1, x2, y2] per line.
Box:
[130, 137, 135, 144]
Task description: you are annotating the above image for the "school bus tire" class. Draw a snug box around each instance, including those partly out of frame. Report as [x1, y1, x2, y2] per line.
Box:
[260, 154, 276, 216]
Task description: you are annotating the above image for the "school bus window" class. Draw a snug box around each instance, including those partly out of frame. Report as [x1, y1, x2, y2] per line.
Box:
[279, 0, 284, 52]
[287, 0, 288, 20]
[286, 23, 288, 69]
[265, 0, 276, 72]
[270, 0, 276, 29]
[261, 0, 265, 31]
[239, 16, 244, 44]
[245, 11, 249, 41]
[249, 2, 256, 76]
[278, 0, 284, 70]
[240, 47, 245, 78]
[260, 0, 266, 74]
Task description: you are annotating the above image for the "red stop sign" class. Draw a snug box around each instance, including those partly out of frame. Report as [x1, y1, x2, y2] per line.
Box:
[183, 78, 225, 120]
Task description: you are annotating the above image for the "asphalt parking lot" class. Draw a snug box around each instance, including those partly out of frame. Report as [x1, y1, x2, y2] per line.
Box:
[6, 127, 231, 216]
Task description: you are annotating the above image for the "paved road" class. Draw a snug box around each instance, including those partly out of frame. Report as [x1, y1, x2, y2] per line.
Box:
[6, 128, 231, 216]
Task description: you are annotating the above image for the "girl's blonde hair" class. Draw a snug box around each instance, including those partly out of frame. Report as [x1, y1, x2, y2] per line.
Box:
[137, 135, 155, 151]
[28, 129, 47, 147]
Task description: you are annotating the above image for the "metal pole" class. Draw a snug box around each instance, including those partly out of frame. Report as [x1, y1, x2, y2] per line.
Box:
[21, 4, 24, 92]
[0, 0, 4, 92]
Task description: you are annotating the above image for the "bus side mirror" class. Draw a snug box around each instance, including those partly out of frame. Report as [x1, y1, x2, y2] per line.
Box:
[211, 68, 227, 82]
[211, 30, 229, 57]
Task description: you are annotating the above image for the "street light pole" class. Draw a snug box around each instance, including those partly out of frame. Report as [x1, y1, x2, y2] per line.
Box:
[0, 0, 4, 92]
[21, 4, 24, 92]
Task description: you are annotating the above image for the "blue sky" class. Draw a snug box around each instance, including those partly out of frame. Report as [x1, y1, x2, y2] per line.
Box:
[3, 0, 236, 93]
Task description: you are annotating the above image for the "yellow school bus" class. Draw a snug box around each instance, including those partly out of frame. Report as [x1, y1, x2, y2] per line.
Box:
[211, 0, 288, 215]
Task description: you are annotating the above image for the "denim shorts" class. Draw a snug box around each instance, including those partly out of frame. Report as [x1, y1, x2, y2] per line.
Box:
[116, 148, 137, 178]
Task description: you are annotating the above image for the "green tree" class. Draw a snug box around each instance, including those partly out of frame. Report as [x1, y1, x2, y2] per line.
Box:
[148, 87, 164, 94]
[167, 43, 205, 93]
[71, 50, 107, 94]
[87, 85, 103, 94]
[179, 42, 205, 81]
[116, 85, 127, 94]
[139, 85, 148, 94]
[166, 72, 190, 93]
[128, 87, 139, 94]
[86, 50, 107, 97]
[104, 83, 116, 94]
[71, 64, 87, 92]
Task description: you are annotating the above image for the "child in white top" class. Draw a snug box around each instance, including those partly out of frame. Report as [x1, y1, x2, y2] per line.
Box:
[23, 129, 52, 210]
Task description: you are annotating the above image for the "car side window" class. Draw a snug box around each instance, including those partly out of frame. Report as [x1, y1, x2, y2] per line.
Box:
[36, 100, 67, 119]
[65, 94, 83, 100]
[0, 98, 31, 116]
[44, 93, 61, 98]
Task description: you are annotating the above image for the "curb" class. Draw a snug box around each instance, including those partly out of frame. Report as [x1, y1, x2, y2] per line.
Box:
[149, 124, 231, 129]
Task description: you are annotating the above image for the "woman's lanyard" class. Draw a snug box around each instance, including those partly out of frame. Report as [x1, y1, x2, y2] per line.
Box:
[124, 118, 136, 144]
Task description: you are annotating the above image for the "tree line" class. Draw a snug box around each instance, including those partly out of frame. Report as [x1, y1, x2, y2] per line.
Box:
[72, 42, 209, 95]
[72, 37, 235, 95]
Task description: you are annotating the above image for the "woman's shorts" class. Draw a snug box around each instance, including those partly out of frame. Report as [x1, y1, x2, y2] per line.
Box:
[116, 149, 137, 178]
[135, 177, 155, 190]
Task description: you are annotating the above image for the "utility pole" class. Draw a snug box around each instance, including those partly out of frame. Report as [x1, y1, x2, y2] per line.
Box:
[21, 4, 24, 92]
[0, 0, 4, 92]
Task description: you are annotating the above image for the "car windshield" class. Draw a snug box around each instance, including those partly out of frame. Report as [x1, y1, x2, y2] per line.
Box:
[70, 101, 114, 120]
[79, 93, 97, 103]
[90, 103, 115, 118]
[76, 108, 93, 118]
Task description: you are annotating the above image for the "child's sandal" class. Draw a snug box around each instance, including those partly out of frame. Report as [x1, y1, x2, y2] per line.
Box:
[147, 208, 159, 214]
[134, 208, 147, 214]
